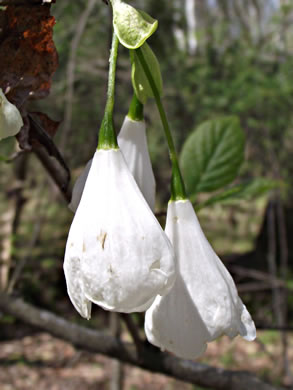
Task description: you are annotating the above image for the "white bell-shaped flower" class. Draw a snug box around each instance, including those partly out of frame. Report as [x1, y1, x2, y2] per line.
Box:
[0, 89, 23, 140]
[145, 199, 256, 360]
[64, 148, 175, 316]
[69, 116, 156, 212]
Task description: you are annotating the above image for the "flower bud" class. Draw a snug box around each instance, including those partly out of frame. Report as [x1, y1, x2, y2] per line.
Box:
[0, 89, 23, 141]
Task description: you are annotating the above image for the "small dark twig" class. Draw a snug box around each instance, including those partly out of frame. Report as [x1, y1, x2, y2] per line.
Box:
[120, 314, 144, 358]
[276, 195, 292, 383]
[4, 150, 27, 163]
[29, 114, 71, 184]
[7, 220, 42, 294]
[110, 313, 124, 390]
[34, 147, 71, 203]
[237, 282, 281, 293]
[229, 265, 285, 287]
[255, 324, 293, 332]
[28, 114, 71, 202]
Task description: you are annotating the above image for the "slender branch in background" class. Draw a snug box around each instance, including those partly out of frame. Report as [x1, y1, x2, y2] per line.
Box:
[195, 0, 214, 48]
[237, 282, 283, 293]
[267, 199, 283, 328]
[0, 154, 29, 291]
[7, 219, 42, 294]
[265, 196, 292, 380]
[230, 265, 286, 287]
[255, 324, 293, 332]
[232, 0, 252, 41]
[33, 147, 71, 203]
[0, 293, 282, 390]
[263, 122, 291, 384]
[217, 0, 230, 20]
[29, 114, 71, 186]
[120, 313, 144, 358]
[110, 313, 124, 390]
[250, 0, 262, 38]
[0, 207, 14, 291]
[11, 154, 29, 235]
[184, 0, 197, 55]
[59, 0, 97, 154]
[276, 195, 292, 384]
[28, 115, 72, 202]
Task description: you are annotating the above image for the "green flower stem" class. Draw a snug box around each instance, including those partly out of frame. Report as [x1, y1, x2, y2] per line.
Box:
[128, 93, 144, 121]
[98, 32, 119, 150]
[135, 47, 187, 201]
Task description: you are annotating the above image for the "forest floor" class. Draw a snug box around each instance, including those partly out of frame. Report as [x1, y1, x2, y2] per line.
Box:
[0, 330, 291, 390]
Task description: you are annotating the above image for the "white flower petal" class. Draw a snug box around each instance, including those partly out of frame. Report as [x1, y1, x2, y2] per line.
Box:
[64, 220, 92, 319]
[65, 149, 175, 314]
[0, 89, 23, 140]
[69, 116, 156, 213]
[118, 116, 156, 211]
[145, 283, 209, 358]
[145, 200, 256, 359]
[68, 159, 92, 212]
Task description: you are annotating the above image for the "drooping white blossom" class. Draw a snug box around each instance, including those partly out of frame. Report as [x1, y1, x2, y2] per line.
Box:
[0, 89, 23, 141]
[64, 148, 175, 317]
[145, 200, 256, 359]
[69, 116, 156, 212]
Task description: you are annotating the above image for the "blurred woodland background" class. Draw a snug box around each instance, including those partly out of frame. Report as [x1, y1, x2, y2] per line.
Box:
[0, 0, 293, 389]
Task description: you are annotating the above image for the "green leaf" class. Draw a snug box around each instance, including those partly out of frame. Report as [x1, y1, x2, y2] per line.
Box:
[237, 178, 280, 198]
[180, 116, 245, 196]
[130, 43, 163, 104]
[112, 0, 158, 49]
[195, 178, 279, 210]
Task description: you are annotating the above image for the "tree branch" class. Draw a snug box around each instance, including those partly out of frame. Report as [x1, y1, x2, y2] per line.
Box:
[59, 0, 97, 154]
[0, 293, 282, 390]
[33, 147, 71, 203]
[120, 313, 144, 358]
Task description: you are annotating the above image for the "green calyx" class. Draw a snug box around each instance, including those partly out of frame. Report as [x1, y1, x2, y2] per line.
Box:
[98, 111, 118, 150]
[127, 94, 144, 121]
[130, 43, 163, 104]
[170, 166, 187, 201]
[111, 0, 158, 49]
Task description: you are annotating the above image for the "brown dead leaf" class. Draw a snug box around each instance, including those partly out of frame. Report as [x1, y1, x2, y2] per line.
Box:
[0, 4, 59, 151]
[29, 112, 60, 139]
[0, 4, 58, 107]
